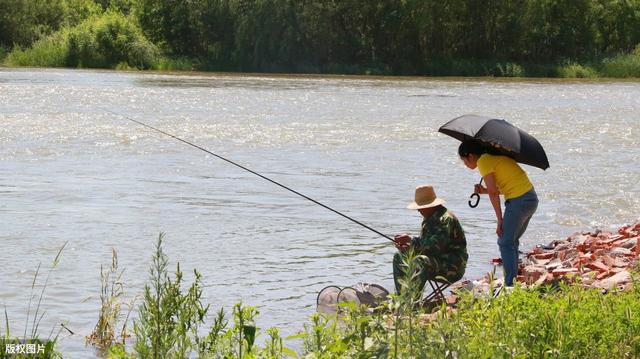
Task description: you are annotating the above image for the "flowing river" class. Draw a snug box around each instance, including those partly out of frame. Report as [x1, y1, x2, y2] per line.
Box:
[1, 68, 639, 357]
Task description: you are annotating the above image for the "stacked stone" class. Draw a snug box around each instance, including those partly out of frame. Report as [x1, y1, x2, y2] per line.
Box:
[520, 221, 639, 290]
[445, 220, 640, 305]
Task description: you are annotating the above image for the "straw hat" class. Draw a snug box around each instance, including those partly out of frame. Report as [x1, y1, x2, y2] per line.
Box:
[407, 185, 446, 210]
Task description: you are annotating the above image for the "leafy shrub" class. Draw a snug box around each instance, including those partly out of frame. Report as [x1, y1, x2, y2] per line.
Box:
[556, 63, 598, 78]
[131, 233, 208, 358]
[65, 11, 158, 69]
[151, 57, 197, 71]
[600, 46, 640, 78]
[0, 0, 99, 49]
[495, 62, 526, 77]
[103, 234, 295, 358]
[60, 0, 102, 27]
[302, 273, 640, 359]
[4, 11, 158, 69]
[4, 30, 70, 67]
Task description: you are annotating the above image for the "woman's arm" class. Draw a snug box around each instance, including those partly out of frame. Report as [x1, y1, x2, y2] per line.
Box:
[483, 173, 504, 237]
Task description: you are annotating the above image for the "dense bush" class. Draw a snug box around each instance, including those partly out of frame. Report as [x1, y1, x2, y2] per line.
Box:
[65, 11, 158, 68]
[556, 63, 599, 78]
[600, 45, 640, 78]
[104, 234, 296, 358]
[4, 31, 70, 67]
[0, 0, 100, 48]
[5, 11, 159, 69]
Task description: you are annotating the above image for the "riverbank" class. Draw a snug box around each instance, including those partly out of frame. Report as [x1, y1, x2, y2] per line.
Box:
[3, 1, 640, 80]
[104, 221, 640, 358]
[3, 50, 640, 79]
[445, 220, 640, 304]
[3, 218, 639, 358]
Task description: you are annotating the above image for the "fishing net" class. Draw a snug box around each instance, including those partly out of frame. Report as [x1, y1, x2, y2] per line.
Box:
[316, 282, 389, 314]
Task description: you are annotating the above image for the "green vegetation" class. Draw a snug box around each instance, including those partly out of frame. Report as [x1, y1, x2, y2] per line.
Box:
[4, 31, 70, 68]
[5, 235, 638, 357]
[103, 233, 296, 358]
[131, 233, 209, 358]
[0, 46, 7, 62]
[1, 242, 68, 359]
[86, 249, 133, 354]
[301, 251, 640, 358]
[600, 45, 640, 78]
[5, 11, 158, 69]
[84, 234, 640, 358]
[300, 280, 640, 358]
[2, 0, 640, 76]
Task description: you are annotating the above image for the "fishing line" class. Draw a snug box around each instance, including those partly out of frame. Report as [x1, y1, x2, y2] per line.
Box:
[102, 108, 395, 243]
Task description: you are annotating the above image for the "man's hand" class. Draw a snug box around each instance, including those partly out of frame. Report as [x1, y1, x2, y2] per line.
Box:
[394, 234, 412, 252]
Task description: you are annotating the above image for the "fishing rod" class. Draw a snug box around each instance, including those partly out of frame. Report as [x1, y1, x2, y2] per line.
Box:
[102, 108, 395, 243]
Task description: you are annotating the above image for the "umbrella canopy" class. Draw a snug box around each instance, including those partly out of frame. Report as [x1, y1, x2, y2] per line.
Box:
[439, 114, 550, 170]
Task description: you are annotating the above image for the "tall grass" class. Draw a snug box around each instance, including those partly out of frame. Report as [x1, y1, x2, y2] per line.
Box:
[301, 269, 640, 358]
[151, 57, 198, 72]
[1, 242, 68, 359]
[104, 233, 296, 358]
[415, 281, 640, 358]
[86, 249, 134, 354]
[600, 46, 640, 78]
[555, 63, 598, 78]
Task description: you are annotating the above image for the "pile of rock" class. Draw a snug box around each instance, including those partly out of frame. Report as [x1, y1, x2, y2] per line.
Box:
[448, 220, 640, 300]
[520, 221, 639, 290]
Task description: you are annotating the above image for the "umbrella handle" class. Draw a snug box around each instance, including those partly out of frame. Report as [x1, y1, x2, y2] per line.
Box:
[468, 177, 484, 208]
[468, 193, 480, 208]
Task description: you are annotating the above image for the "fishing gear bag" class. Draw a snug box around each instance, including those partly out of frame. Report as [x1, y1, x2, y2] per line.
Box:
[316, 282, 390, 314]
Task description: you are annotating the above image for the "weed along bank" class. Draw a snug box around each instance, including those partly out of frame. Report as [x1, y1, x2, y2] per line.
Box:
[87, 221, 640, 358]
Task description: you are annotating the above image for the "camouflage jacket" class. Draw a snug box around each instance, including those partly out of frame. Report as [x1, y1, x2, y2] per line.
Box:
[411, 206, 468, 279]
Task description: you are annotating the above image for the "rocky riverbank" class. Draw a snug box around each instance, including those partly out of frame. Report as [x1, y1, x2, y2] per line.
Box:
[449, 220, 640, 301]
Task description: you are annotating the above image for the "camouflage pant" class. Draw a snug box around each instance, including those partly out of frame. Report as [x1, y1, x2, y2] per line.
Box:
[392, 252, 465, 295]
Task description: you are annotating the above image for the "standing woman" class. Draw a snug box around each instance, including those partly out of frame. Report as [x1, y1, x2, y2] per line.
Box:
[458, 140, 539, 287]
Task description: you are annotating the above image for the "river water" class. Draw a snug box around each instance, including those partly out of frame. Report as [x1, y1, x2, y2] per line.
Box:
[1, 68, 638, 357]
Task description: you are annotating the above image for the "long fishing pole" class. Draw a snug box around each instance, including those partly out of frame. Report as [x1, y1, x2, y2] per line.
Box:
[102, 108, 395, 243]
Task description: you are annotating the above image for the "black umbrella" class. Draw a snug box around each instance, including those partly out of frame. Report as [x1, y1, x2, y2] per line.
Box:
[439, 114, 549, 208]
[439, 114, 550, 170]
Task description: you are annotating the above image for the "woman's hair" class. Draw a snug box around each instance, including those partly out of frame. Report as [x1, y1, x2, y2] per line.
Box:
[458, 140, 486, 157]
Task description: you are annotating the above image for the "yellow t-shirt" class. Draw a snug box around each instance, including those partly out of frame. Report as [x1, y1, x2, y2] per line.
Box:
[477, 154, 533, 199]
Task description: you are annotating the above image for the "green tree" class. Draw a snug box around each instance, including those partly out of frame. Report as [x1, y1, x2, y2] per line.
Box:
[234, 0, 304, 71]
[0, 0, 99, 49]
[136, 0, 204, 56]
[592, 0, 640, 56]
[0, 0, 65, 48]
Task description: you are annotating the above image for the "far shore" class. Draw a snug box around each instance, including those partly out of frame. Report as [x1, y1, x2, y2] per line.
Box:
[3, 65, 640, 83]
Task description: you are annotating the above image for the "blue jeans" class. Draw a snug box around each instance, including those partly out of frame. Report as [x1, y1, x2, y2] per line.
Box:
[499, 188, 538, 286]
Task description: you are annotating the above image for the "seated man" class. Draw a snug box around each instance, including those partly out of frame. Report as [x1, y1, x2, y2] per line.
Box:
[393, 185, 468, 295]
